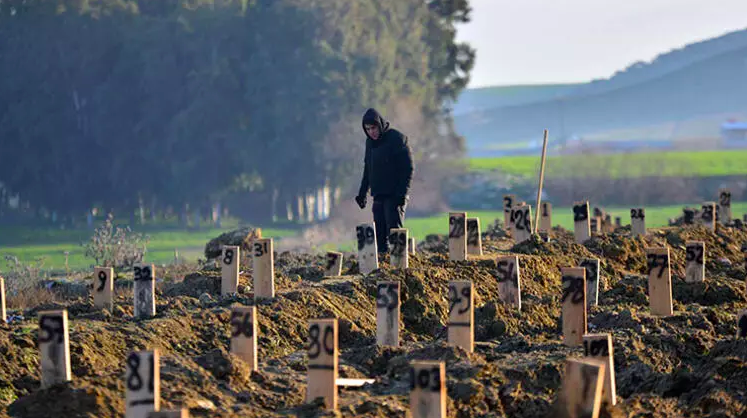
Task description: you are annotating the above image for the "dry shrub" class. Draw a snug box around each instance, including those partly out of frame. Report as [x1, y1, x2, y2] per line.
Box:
[2, 255, 57, 310]
[82, 213, 149, 271]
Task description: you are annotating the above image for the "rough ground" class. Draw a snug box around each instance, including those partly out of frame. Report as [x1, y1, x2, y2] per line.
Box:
[2, 222, 747, 417]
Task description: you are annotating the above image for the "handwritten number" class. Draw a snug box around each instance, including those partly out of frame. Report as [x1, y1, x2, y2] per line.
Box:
[449, 216, 464, 238]
[223, 249, 234, 265]
[230, 311, 253, 338]
[134, 266, 151, 282]
[410, 366, 441, 392]
[96, 270, 107, 292]
[308, 324, 334, 359]
[573, 204, 588, 222]
[686, 245, 703, 265]
[583, 339, 609, 356]
[376, 283, 399, 311]
[39, 316, 64, 344]
[561, 275, 584, 304]
[647, 254, 668, 278]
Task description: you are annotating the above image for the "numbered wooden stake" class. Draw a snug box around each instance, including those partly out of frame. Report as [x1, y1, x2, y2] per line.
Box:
[448, 212, 467, 261]
[376, 282, 400, 347]
[221, 245, 240, 295]
[408, 237, 416, 255]
[324, 252, 343, 276]
[148, 410, 188, 418]
[503, 194, 516, 232]
[447, 280, 473, 352]
[685, 241, 705, 283]
[466, 217, 482, 256]
[646, 247, 673, 316]
[573, 201, 591, 244]
[589, 217, 600, 234]
[253, 238, 275, 299]
[540, 202, 552, 232]
[230, 306, 257, 371]
[356, 223, 378, 274]
[126, 349, 160, 418]
[583, 333, 617, 406]
[388, 229, 409, 269]
[614, 217, 621, 228]
[0, 276, 6, 323]
[410, 361, 446, 418]
[700, 202, 716, 230]
[511, 204, 533, 243]
[737, 309, 747, 338]
[560, 357, 606, 418]
[719, 189, 732, 224]
[579, 259, 600, 308]
[630, 208, 646, 237]
[134, 264, 156, 319]
[496, 256, 521, 310]
[93, 267, 114, 310]
[561, 267, 587, 347]
[307, 319, 338, 410]
[38, 310, 71, 388]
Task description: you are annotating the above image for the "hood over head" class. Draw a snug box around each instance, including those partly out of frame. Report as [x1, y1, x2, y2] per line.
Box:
[362, 108, 390, 140]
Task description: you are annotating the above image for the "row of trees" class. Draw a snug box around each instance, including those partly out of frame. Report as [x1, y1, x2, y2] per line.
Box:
[0, 0, 474, 226]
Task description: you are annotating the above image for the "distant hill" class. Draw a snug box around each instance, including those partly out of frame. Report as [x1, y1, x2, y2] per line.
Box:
[456, 28, 747, 156]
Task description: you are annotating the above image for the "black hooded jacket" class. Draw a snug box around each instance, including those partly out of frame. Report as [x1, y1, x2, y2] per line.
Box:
[358, 108, 414, 200]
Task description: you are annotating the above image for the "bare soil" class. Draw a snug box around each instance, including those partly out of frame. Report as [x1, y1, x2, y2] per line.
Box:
[2, 223, 747, 417]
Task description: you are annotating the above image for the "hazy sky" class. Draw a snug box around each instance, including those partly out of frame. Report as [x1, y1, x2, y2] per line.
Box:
[457, 0, 747, 87]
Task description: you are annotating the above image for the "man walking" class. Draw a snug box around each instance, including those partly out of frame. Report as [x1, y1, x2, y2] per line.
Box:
[355, 108, 414, 254]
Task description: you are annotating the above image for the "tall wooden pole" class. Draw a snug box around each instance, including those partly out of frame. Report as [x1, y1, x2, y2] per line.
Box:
[534, 130, 549, 234]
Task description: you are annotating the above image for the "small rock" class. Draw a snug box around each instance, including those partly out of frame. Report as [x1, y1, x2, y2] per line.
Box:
[199, 293, 213, 305]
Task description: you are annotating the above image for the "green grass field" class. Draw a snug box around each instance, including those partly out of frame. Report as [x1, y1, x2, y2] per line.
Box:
[3, 201, 745, 272]
[0, 220, 297, 273]
[469, 150, 747, 179]
[323, 202, 747, 252]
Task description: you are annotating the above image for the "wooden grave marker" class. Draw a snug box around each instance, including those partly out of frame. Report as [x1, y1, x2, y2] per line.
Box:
[646, 247, 673, 316]
[701, 202, 716, 230]
[448, 212, 467, 261]
[561, 267, 587, 347]
[583, 333, 617, 406]
[38, 310, 71, 388]
[448, 280, 474, 352]
[589, 217, 600, 234]
[253, 238, 275, 298]
[410, 361, 446, 418]
[408, 237, 416, 255]
[540, 202, 552, 232]
[149, 410, 189, 418]
[503, 194, 517, 232]
[221, 245, 240, 295]
[134, 264, 156, 319]
[742, 243, 747, 279]
[324, 252, 342, 276]
[93, 267, 114, 310]
[356, 223, 378, 274]
[719, 189, 732, 224]
[307, 319, 338, 410]
[579, 258, 600, 308]
[376, 281, 400, 347]
[614, 217, 621, 228]
[388, 228, 408, 269]
[683, 207, 696, 225]
[511, 204, 533, 243]
[496, 256, 521, 310]
[685, 241, 705, 283]
[737, 309, 747, 338]
[630, 208, 646, 237]
[0, 276, 5, 323]
[560, 357, 606, 418]
[126, 349, 160, 418]
[573, 201, 591, 244]
[230, 306, 257, 371]
[466, 217, 482, 256]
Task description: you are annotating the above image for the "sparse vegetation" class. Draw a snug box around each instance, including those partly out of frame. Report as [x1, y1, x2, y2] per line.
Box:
[82, 214, 150, 271]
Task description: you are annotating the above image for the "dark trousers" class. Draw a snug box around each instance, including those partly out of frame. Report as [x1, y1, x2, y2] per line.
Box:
[372, 196, 406, 253]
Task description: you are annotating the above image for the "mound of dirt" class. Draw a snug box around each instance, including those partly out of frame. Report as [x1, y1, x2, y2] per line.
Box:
[204, 226, 262, 260]
[2, 222, 747, 417]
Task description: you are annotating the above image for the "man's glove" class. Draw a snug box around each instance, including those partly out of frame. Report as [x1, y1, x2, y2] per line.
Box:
[355, 195, 367, 209]
[395, 196, 407, 207]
